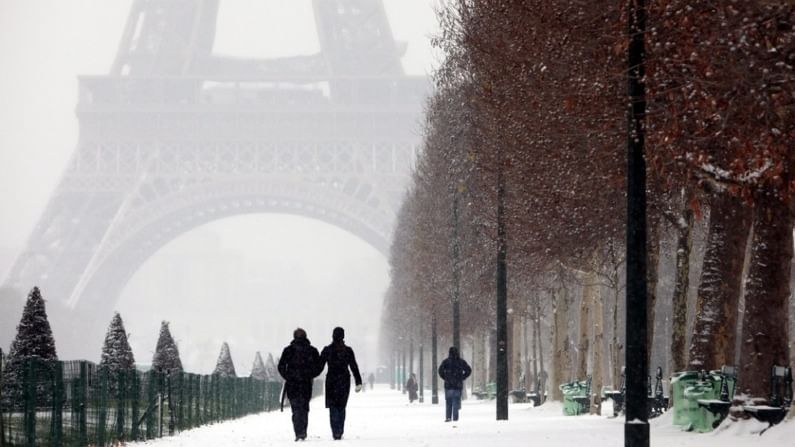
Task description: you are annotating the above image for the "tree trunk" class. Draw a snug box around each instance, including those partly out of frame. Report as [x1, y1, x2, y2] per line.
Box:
[671, 203, 694, 373]
[592, 279, 605, 414]
[739, 190, 793, 397]
[552, 285, 572, 401]
[688, 193, 751, 370]
[647, 219, 661, 369]
[531, 297, 539, 391]
[488, 328, 497, 383]
[509, 315, 523, 391]
[610, 267, 623, 389]
[535, 297, 545, 396]
[476, 330, 487, 390]
[523, 308, 530, 390]
[576, 281, 592, 380]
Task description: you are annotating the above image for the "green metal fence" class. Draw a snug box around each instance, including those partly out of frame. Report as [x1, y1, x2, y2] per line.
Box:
[0, 357, 282, 446]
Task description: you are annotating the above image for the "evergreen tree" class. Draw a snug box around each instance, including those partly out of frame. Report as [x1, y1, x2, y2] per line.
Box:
[151, 321, 182, 373]
[250, 351, 267, 380]
[1, 287, 58, 406]
[99, 312, 135, 372]
[212, 342, 236, 378]
[265, 353, 279, 381]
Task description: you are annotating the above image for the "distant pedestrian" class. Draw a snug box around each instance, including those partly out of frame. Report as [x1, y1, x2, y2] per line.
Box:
[368, 372, 375, 390]
[438, 346, 471, 422]
[406, 373, 419, 403]
[278, 328, 322, 441]
[319, 327, 363, 440]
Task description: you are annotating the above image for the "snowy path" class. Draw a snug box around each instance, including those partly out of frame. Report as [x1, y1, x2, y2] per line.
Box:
[131, 385, 793, 446]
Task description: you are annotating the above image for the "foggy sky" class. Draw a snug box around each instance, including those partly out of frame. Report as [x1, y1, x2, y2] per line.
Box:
[0, 0, 440, 374]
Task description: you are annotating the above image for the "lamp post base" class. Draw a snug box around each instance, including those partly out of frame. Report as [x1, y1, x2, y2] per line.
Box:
[625, 422, 649, 447]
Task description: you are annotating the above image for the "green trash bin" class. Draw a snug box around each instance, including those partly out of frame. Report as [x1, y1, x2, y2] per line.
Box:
[689, 370, 737, 432]
[670, 371, 700, 426]
[486, 382, 497, 399]
[682, 380, 718, 432]
[559, 380, 589, 416]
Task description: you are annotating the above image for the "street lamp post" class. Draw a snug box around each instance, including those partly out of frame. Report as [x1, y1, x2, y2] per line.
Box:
[390, 348, 396, 390]
[452, 184, 462, 352]
[496, 159, 509, 420]
[419, 342, 425, 402]
[431, 313, 439, 404]
[397, 336, 403, 392]
[409, 338, 414, 379]
[402, 342, 407, 394]
[625, 0, 649, 446]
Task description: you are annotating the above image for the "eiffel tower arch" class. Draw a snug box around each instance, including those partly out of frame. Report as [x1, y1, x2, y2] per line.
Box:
[3, 0, 428, 358]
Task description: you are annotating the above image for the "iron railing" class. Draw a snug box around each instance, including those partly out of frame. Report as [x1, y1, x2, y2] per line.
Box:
[0, 357, 282, 446]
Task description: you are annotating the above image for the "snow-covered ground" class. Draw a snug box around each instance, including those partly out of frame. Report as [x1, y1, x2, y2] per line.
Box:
[131, 385, 794, 446]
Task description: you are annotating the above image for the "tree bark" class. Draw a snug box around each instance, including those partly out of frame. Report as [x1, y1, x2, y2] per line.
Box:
[535, 296, 545, 396]
[576, 281, 592, 380]
[531, 299, 539, 391]
[671, 202, 694, 373]
[476, 330, 487, 391]
[646, 219, 661, 368]
[488, 328, 497, 383]
[578, 269, 603, 413]
[591, 279, 604, 414]
[552, 284, 572, 401]
[609, 266, 623, 389]
[739, 190, 793, 397]
[688, 193, 751, 370]
[523, 309, 530, 390]
[509, 315, 524, 391]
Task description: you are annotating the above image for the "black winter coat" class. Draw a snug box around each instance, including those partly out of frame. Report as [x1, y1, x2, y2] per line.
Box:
[278, 338, 321, 401]
[319, 342, 362, 408]
[438, 354, 472, 391]
[406, 377, 418, 401]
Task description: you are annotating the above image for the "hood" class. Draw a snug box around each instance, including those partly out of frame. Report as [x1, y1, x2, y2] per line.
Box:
[448, 346, 459, 359]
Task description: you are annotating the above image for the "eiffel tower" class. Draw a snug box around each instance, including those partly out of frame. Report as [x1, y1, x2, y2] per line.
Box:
[3, 0, 427, 358]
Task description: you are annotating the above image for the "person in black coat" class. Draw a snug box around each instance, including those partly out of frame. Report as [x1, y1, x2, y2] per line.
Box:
[438, 346, 471, 422]
[278, 328, 322, 441]
[319, 327, 362, 440]
[406, 373, 419, 403]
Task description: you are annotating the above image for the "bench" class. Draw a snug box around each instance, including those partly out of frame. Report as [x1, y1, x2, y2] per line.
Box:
[472, 382, 496, 400]
[512, 371, 529, 403]
[649, 366, 670, 418]
[603, 366, 625, 416]
[696, 365, 735, 427]
[526, 390, 544, 407]
[509, 389, 528, 403]
[743, 365, 792, 427]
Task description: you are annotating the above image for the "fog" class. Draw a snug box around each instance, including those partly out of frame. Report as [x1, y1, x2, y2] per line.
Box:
[0, 0, 439, 374]
[118, 214, 388, 375]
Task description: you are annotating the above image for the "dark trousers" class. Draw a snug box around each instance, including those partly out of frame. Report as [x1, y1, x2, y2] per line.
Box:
[290, 397, 309, 437]
[329, 406, 346, 436]
[445, 389, 462, 421]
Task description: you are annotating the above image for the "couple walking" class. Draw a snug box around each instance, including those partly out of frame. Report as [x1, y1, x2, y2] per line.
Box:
[278, 327, 362, 441]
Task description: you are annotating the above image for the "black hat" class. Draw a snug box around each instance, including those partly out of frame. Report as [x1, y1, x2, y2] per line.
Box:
[332, 327, 345, 342]
[293, 328, 307, 340]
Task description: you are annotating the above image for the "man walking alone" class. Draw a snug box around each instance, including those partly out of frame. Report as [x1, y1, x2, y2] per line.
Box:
[278, 328, 321, 441]
[438, 346, 471, 422]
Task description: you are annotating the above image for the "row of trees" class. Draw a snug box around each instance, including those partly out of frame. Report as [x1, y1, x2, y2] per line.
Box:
[1, 287, 280, 403]
[381, 0, 794, 405]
